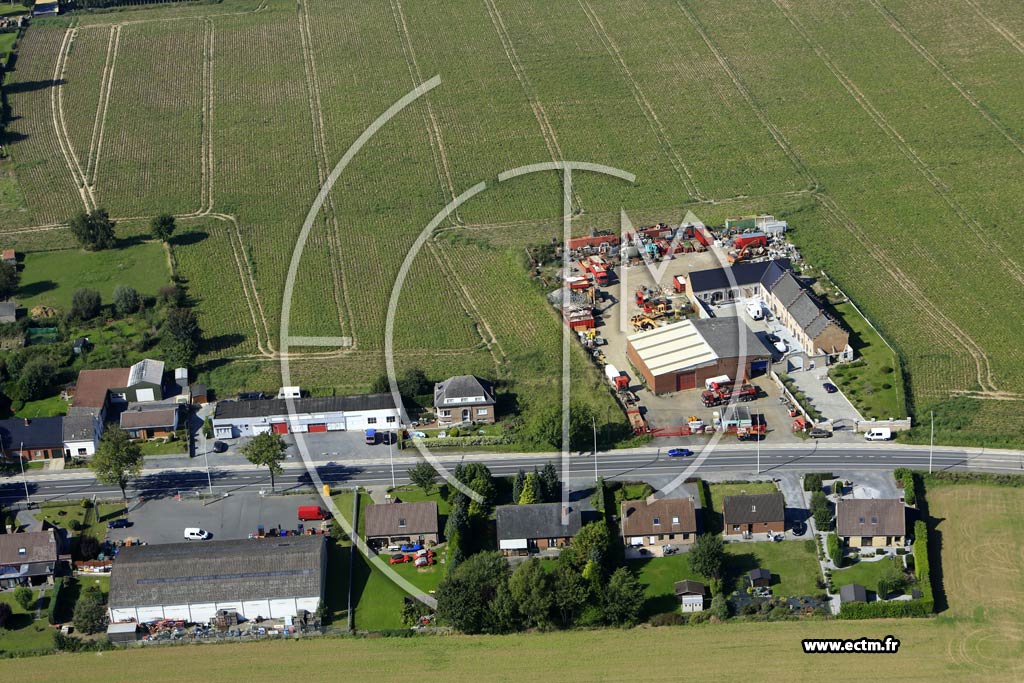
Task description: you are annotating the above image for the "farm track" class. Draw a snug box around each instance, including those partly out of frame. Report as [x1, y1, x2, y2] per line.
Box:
[50, 25, 95, 212]
[426, 239, 507, 369]
[868, 0, 1024, 156]
[76, 0, 268, 29]
[387, 0, 461, 224]
[577, 0, 703, 202]
[481, 0, 583, 214]
[296, 0, 352, 346]
[770, 0, 1024, 293]
[85, 25, 120, 184]
[961, 0, 1024, 56]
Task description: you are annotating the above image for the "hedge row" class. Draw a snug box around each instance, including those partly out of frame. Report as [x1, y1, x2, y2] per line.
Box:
[47, 577, 64, 625]
[912, 519, 933, 611]
[408, 435, 508, 448]
[920, 471, 1024, 487]
[839, 599, 932, 619]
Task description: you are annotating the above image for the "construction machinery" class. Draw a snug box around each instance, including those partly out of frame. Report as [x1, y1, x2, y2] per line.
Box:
[631, 315, 658, 332]
[701, 383, 758, 407]
[578, 255, 612, 286]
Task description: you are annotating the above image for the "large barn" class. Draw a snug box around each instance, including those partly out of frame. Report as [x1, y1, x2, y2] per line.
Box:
[107, 536, 326, 625]
[212, 393, 400, 438]
[626, 318, 771, 394]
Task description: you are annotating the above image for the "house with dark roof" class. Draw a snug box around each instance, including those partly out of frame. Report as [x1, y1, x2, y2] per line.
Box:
[836, 499, 906, 549]
[433, 375, 496, 425]
[363, 501, 439, 547]
[496, 503, 587, 556]
[63, 409, 99, 458]
[107, 536, 326, 625]
[722, 492, 786, 537]
[761, 270, 850, 359]
[674, 580, 706, 613]
[212, 393, 400, 439]
[620, 497, 697, 549]
[119, 403, 180, 439]
[0, 529, 64, 588]
[686, 259, 791, 303]
[0, 417, 65, 461]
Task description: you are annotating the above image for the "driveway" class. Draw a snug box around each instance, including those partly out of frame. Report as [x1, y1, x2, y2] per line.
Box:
[105, 492, 327, 545]
[783, 365, 862, 427]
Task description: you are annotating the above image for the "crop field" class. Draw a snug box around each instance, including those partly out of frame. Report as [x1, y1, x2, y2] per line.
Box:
[1, 0, 1023, 443]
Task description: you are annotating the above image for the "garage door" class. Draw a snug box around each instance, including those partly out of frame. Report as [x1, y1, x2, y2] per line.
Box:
[751, 360, 768, 376]
[676, 372, 696, 391]
[271, 422, 289, 435]
[308, 423, 327, 433]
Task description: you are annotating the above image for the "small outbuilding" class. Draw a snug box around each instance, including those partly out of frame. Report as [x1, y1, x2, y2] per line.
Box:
[748, 568, 771, 588]
[840, 583, 868, 603]
[674, 580, 707, 613]
[106, 622, 141, 644]
[0, 302, 16, 324]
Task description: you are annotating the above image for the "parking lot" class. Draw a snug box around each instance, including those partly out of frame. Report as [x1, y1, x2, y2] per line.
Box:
[105, 492, 327, 545]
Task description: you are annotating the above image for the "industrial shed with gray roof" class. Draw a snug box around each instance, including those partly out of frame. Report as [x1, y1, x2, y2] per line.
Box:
[212, 393, 400, 438]
[107, 536, 326, 625]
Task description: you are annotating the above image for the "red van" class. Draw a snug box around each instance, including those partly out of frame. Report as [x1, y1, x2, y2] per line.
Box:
[298, 506, 329, 521]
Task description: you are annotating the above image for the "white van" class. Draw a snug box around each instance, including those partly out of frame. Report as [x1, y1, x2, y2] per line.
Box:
[184, 528, 212, 541]
[746, 301, 764, 320]
[864, 428, 892, 441]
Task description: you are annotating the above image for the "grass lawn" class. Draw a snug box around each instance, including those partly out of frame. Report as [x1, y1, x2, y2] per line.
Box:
[827, 302, 904, 421]
[136, 438, 188, 456]
[323, 542, 351, 628]
[635, 539, 821, 619]
[14, 395, 69, 418]
[0, 586, 55, 655]
[388, 484, 451, 516]
[17, 242, 170, 313]
[830, 556, 906, 596]
[34, 502, 127, 542]
[705, 482, 779, 535]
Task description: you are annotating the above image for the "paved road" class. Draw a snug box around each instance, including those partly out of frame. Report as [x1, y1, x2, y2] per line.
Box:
[4, 444, 1022, 503]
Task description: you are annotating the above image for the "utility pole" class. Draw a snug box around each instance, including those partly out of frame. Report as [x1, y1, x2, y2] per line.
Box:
[18, 441, 29, 504]
[756, 424, 761, 475]
[592, 415, 598, 483]
[202, 437, 213, 496]
[929, 410, 934, 475]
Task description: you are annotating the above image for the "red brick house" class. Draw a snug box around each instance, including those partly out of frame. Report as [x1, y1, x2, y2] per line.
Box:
[722, 492, 785, 537]
[620, 497, 697, 549]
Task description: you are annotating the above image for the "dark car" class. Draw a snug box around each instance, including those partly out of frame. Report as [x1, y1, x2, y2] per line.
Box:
[107, 519, 132, 529]
[822, 382, 838, 394]
[212, 441, 228, 453]
[667, 448, 694, 457]
[808, 428, 832, 439]
[792, 521, 807, 537]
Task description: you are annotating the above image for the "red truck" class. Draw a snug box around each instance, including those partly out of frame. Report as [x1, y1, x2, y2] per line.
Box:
[701, 384, 758, 407]
[298, 506, 329, 521]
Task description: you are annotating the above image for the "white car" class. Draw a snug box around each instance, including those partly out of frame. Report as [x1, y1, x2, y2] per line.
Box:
[184, 528, 212, 541]
[773, 339, 788, 354]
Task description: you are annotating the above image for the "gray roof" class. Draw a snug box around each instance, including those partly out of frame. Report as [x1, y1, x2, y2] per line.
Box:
[62, 412, 95, 441]
[434, 376, 495, 407]
[0, 302, 15, 318]
[723, 493, 785, 525]
[804, 315, 829, 339]
[787, 291, 822, 329]
[0, 529, 59, 565]
[128, 359, 164, 387]
[749, 568, 771, 582]
[108, 536, 325, 609]
[496, 503, 584, 541]
[674, 580, 705, 596]
[691, 317, 772, 360]
[840, 583, 868, 603]
[837, 499, 906, 538]
[364, 501, 439, 538]
[120, 404, 178, 429]
[0, 417, 64, 449]
[214, 394, 396, 420]
[687, 259, 791, 293]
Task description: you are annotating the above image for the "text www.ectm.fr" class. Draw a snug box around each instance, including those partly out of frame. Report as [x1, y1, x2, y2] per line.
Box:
[803, 637, 901, 654]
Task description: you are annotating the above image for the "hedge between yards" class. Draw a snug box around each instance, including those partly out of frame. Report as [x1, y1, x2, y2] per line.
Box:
[920, 471, 1024, 487]
[47, 577, 64, 625]
[407, 436, 508, 448]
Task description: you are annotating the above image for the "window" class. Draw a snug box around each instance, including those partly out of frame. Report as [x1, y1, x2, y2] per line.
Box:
[858, 517, 865, 524]
[367, 417, 377, 425]
[386, 416, 396, 423]
[476, 408, 488, 416]
[652, 517, 661, 526]
[398, 518, 406, 528]
[733, 525, 741, 532]
[871, 516, 878, 524]
[17, 548, 26, 555]
[77, 448, 87, 456]
[440, 410, 451, 418]
[672, 516, 679, 525]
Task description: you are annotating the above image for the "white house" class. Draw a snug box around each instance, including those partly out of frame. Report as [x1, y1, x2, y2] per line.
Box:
[212, 393, 400, 439]
[107, 537, 326, 625]
[62, 409, 99, 458]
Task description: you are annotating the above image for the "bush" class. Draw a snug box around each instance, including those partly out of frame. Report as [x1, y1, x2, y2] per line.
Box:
[709, 594, 729, 621]
[839, 600, 931, 619]
[47, 577, 65, 624]
[79, 498, 92, 509]
[689, 610, 710, 625]
[826, 532, 842, 567]
[649, 612, 686, 627]
[13, 585, 34, 611]
[70, 288, 102, 321]
[804, 473, 834, 492]
[913, 519, 933, 610]
[921, 471, 1024, 488]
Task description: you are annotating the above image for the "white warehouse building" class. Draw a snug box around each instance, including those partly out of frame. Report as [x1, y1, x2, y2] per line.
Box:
[212, 393, 400, 439]
[108, 536, 326, 625]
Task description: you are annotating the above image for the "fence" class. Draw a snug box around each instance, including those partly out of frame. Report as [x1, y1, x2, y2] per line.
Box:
[853, 418, 913, 433]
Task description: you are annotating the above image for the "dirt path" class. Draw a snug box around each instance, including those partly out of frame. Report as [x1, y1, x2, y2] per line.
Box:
[481, 0, 583, 214]
[578, 0, 703, 201]
[388, 0, 461, 223]
[771, 0, 1024, 291]
[962, 0, 1024, 56]
[867, 0, 1024, 156]
[49, 25, 95, 212]
[85, 25, 120, 184]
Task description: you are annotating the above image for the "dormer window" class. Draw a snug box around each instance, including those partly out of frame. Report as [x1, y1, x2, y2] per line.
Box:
[18, 548, 26, 555]
[871, 516, 878, 524]
[398, 518, 406, 528]
[653, 517, 661, 526]
[672, 516, 679, 525]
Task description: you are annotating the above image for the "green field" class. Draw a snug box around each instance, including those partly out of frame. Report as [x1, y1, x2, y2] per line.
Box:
[16, 242, 171, 312]
[2, 0, 1024, 446]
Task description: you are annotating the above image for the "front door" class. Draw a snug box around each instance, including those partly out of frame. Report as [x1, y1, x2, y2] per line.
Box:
[461, 408, 469, 422]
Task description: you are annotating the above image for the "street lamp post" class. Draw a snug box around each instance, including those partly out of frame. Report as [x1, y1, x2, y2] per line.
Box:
[592, 415, 598, 483]
[202, 436, 213, 496]
[18, 441, 30, 504]
[929, 410, 934, 475]
[388, 431, 396, 489]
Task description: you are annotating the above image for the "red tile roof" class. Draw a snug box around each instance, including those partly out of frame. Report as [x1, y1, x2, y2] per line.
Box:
[73, 368, 130, 408]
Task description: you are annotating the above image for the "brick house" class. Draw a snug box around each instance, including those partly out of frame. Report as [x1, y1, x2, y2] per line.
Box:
[836, 499, 906, 548]
[433, 375, 496, 425]
[496, 503, 585, 556]
[722, 492, 785, 537]
[0, 529, 65, 588]
[620, 497, 697, 549]
[120, 404, 180, 439]
[364, 501, 439, 547]
[0, 417, 65, 461]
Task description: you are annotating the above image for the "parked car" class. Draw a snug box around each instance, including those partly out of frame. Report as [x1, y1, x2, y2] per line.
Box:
[184, 528, 211, 541]
[660, 545, 678, 555]
[773, 339, 788, 354]
[298, 505, 329, 521]
[212, 441, 228, 453]
[808, 428, 832, 439]
[822, 382, 838, 394]
[401, 543, 423, 552]
[765, 333, 780, 344]
[414, 556, 435, 567]
[107, 519, 132, 529]
[389, 554, 411, 565]
[637, 547, 650, 556]
[666, 448, 693, 457]
[792, 521, 807, 537]
[415, 548, 434, 558]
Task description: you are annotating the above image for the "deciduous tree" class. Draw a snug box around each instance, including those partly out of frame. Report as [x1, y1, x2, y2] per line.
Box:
[113, 285, 140, 317]
[70, 288, 101, 321]
[688, 533, 725, 579]
[241, 432, 287, 491]
[89, 427, 142, 501]
[69, 209, 116, 251]
[602, 567, 644, 626]
[0, 261, 18, 300]
[407, 461, 438, 494]
[150, 213, 176, 242]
